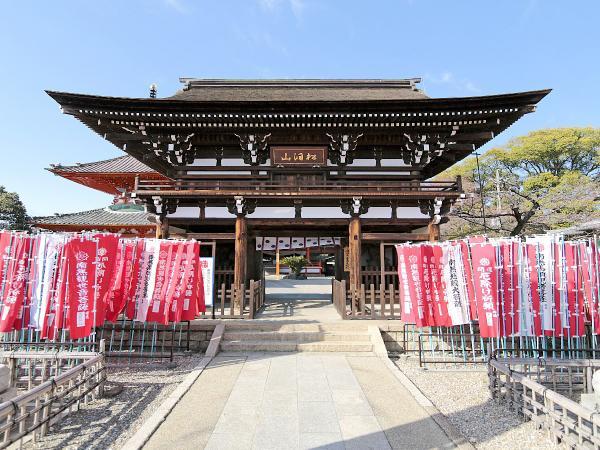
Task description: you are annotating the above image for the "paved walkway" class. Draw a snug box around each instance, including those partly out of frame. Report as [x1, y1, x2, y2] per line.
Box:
[258, 277, 341, 322]
[144, 352, 456, 450]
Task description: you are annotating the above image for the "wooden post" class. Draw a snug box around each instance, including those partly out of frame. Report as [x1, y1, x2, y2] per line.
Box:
[428, 222, 440, 242]
[234, 215, 247, 288]
[161, 216, 169, 239]
[155, 215, 169, 239]
[234, 215, 247, 313]
[348, 216, 362, 292]
[275, 246, 280, 278]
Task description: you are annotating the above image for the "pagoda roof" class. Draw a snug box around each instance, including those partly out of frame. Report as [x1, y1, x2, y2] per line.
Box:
[32, 204, 155, 228]
[48, 155, 167, 195]
[48, 155, 155, 174]
[170, 78, 429, 102]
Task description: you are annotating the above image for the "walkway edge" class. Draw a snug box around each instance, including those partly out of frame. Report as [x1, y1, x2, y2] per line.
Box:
[121, 324, 225, 450]
[371, 326, 475, 450]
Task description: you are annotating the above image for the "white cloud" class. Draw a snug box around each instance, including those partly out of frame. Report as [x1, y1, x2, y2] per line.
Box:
[520, 0, 539, 23]
[164, 0, 187, 14]
[424, 71, 482, 95]
[289, 0, 306, 19]
[258, 0, 282, 12]
[257, 0, 306, 20]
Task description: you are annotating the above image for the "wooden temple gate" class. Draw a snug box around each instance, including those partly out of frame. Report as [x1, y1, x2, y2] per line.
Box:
[47, 78, 549, 320]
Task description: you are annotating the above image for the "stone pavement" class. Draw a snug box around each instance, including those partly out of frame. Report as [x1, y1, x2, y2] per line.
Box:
[259, 277, 340, 322]
[144, 352, 457, 450]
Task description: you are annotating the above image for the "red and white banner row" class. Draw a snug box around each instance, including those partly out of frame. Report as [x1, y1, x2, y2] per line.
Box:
[397, 235, 599, 338]
[0, 231, 206, 339]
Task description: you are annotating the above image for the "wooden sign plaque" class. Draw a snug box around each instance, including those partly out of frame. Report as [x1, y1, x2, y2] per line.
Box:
[271, 146, 327, 166]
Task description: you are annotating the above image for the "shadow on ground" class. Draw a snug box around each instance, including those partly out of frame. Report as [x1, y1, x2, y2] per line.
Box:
[32, 365, 187, 450]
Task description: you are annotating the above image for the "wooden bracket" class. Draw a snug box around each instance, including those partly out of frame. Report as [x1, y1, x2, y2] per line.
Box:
[341, 196, 370, 217]
[326, 133, 363, 165]
[235, 133, 271, 165]
[226, 196, 257, 216]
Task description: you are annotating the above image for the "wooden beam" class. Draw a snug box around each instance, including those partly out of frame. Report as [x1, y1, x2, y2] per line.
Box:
[362, 232, 429, 241]
[169, 217, 431, 227]
[184, 233, 235, 240]
[137, 189, 461, 200]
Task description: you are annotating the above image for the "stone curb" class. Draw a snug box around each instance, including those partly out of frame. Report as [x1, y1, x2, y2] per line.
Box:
[373, 326, 475, 450]
[205, 323, 225, 358]
[121, 325, 225, 450]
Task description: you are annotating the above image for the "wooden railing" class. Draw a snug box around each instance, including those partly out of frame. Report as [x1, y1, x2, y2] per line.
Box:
[332, 281, 401, 319]
[215, 267, 234, 290]
[0, 344, 105, 448]
[196, 280, 264, 319]
[361, 266, 399, 288]
[248, 279, 265, 319]
[489, 358, 600, 448]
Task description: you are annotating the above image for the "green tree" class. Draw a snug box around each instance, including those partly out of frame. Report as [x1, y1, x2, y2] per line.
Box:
[0, 186, 29, 231]
[280, 255, 308, 277]
[438, 128, 600, 239]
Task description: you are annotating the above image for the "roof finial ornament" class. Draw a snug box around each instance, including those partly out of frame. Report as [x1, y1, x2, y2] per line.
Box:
[149, 83, 157, 99]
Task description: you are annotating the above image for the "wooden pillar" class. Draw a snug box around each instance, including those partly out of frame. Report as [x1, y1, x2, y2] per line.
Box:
[275, 247, 280, 278]
[428, 222, 441, 242]
[348, 216, 362, 291]
[155, 216, 169, 239]
[234, 215, 247, 288]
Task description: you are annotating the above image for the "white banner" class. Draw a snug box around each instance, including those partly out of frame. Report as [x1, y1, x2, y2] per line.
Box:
[200, 257, 214, 306]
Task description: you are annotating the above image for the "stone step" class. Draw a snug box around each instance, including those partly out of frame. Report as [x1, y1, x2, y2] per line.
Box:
[222, 331, 371, 342]
[219, 340, 373, 352]
[224, 322, 370, 333]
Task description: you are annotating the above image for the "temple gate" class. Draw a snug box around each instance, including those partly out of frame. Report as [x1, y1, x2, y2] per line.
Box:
[47, 78, 549, 318]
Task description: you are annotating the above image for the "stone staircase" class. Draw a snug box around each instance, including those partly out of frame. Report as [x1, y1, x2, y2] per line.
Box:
[220, 322, 374, 352]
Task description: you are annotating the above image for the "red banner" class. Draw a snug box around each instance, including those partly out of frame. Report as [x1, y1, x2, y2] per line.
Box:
[471, 244, 500, 338]
[0, 237, 31, 332]
[181, 242, 203, 321]
[429, 245, 450, 327]
[91, 234, 119, 326]
[0, 232, 12, 287]
[65, 239, 98, 339]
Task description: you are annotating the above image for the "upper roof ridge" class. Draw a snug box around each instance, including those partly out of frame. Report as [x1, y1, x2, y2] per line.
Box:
[179, 78, 422, 90]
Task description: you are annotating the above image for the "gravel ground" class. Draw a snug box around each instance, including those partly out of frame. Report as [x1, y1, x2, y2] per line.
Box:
[29, 354, 205, 450]
[393, 355, 563, 449]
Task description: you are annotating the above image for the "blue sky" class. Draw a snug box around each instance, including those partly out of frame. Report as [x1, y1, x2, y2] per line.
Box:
[0, 0, 598, 216]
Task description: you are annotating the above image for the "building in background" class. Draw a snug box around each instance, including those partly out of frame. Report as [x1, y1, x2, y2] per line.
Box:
[32, 155, 164, 236]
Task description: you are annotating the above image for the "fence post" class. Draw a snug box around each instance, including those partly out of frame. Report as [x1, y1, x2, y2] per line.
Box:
[341, 280, 348, 318]
[97, 339, 105, 398]
[249, 280, 255, 319]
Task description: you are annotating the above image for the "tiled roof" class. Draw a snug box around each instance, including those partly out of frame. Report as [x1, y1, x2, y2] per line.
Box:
[33, 205, 154, 227]
[48, 155, 155, 174]
[170, 79, 429, 102]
